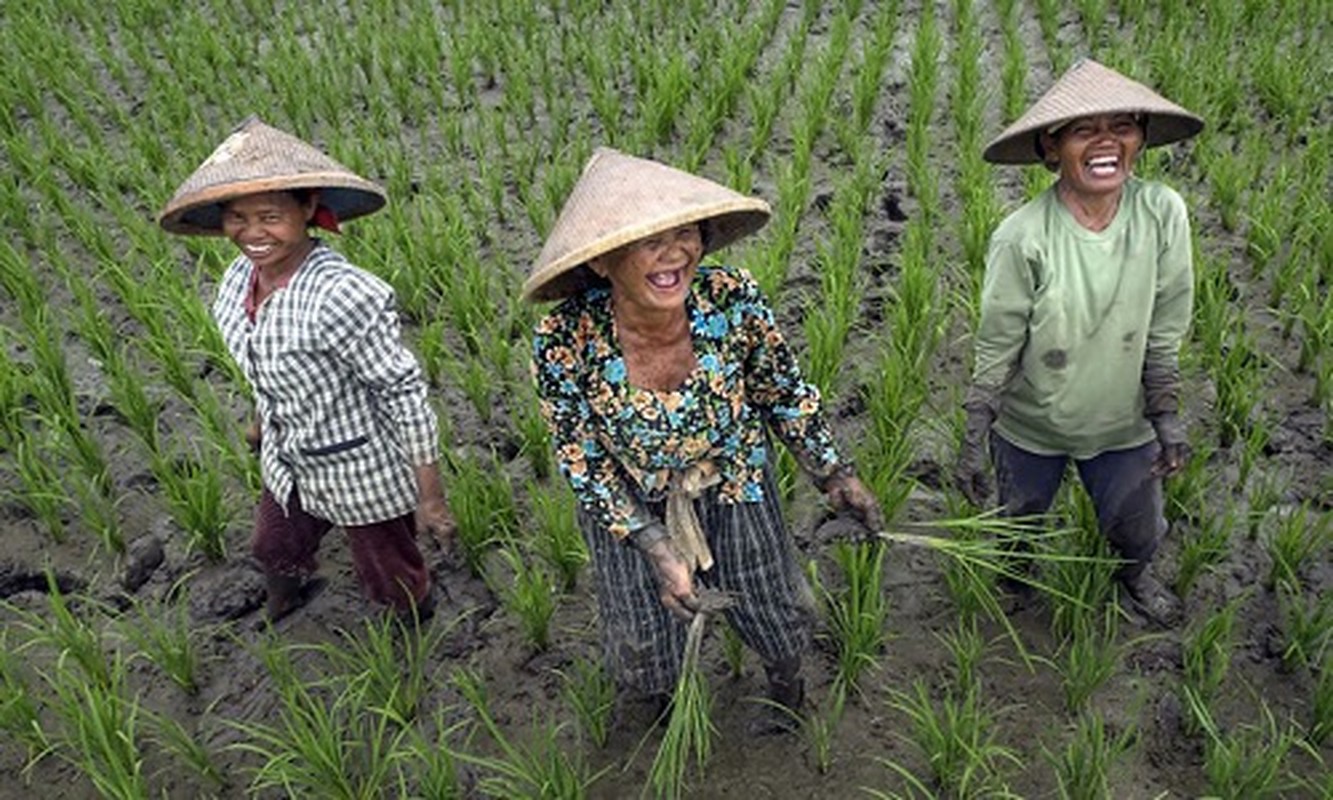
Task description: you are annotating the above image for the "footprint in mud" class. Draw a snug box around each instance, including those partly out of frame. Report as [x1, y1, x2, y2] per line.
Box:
[188, 562, 266, 622]
[0, 561, 85, 598]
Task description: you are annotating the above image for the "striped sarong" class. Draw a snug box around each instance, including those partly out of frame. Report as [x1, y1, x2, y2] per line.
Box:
[579, 461, 814, 697]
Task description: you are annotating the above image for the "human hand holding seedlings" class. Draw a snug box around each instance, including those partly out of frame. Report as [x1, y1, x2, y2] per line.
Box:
[413, 463, 457, 551]
[634, 524, 700, 621]
[824, 471, 885, 534]
[1149, 411, 1191, 478]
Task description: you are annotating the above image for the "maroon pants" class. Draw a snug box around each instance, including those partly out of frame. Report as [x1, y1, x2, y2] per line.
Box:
[251, 487, 430, 612]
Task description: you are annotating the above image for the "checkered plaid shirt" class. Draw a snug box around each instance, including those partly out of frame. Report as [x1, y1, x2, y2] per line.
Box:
[213, 242, 439, 525]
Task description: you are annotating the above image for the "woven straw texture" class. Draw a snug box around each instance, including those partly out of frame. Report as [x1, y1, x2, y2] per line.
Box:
[983, 59, 1203, 165]
[523, 148, 770, 302]
[158, 116, 386, 235]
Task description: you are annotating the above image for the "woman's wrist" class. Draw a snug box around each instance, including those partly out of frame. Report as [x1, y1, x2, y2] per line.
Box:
[815, 462, 856, 492]
[629, 521, 670, 552]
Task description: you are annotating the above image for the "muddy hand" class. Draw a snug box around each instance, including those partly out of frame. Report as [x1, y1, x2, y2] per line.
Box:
[1150, 441, 1191, 478]
[644, 539, 700, 621]
[415, 497, 457, 552]
[825, 473, 885, 534]
[244, 415, 261, 454]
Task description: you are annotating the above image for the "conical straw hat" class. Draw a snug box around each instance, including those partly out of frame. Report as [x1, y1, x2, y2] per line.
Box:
[522, 148, 771, 302]
[158, 116, 386, 235]
[983, 58, 1203, 165]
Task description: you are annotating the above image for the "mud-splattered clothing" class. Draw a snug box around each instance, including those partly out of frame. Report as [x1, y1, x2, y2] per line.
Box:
[582, 461, 813, 696]
[213, 241, 439, 526]
[531, 264, 844, 539]
[253, 486, 431, 610]
[991, 434, 1165, 576]
[971, 178, 1193, 458]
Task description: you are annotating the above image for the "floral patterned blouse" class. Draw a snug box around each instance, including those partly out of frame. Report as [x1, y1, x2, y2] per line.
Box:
[531, 264, 845, 539]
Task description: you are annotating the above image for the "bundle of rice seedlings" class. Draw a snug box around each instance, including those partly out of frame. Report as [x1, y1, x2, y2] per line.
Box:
[645, 590, 733, 799]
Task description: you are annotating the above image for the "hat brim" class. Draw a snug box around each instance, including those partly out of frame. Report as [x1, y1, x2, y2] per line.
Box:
[983, 109, 1204, 165]
[981, 59, 1204, 166]
[158, 173, 386, 235]
[522, 199, 770, 303]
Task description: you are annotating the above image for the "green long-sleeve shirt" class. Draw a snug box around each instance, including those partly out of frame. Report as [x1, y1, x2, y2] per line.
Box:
[971, 178, 1193, 458]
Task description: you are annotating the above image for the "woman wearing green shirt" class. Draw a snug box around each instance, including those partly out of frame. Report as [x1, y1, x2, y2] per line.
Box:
[954, 59, 1203, 625]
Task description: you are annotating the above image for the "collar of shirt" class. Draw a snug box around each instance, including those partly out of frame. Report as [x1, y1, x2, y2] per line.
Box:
[244, 262, 299, 323]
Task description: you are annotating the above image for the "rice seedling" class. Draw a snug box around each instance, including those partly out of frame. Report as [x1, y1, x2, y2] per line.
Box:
[856, 349, 923, 523]
[850, 0, 899, 133]
[453, 667, 601, 799]
[1053, 605, 1123, 714]
[397, 706, 466, 799]
[153, 451, 231, 562]
[8, 572, 111, 690]
[938, 521, 1000, 622]
[1034, 0, 1071, 75]
[559, 655, 616, 749]
[9, 429, 71, 543]
[1185, 690, 1313, 800]
[43, 649, 149, 800]
[1277, 581, 1333, 673]
[493, 542, 557, 653]
[1181, 593, 1246, 731]
[142, 708, 224, 790]
[803, 682, 846, 775]
[1040, 489, 1119, 641]
[528, 479, 588, 593]
[811, 540, 889, 694]
[318, 611, 451, 726]
[444, 450, 518, 576]
[647, 598, 719, 800]
[886, 678, 1019, 799]
[117, 578, 203, 695]
[1310, 656, 1333, 747]
[230, 633, 409, 800]
[0, 630, 48, 766]
[1266, 502, 1331, 591]
[1043, 710, 1136, 800]
[938, 616, 986, 697]
[1174, 507, 1235, 598]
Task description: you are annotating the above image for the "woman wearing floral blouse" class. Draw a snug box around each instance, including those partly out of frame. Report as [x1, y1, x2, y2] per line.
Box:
[525, 148, 881, 731]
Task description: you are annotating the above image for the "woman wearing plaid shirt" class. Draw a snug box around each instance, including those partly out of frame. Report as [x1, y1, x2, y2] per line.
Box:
[159, 118, 453, 621]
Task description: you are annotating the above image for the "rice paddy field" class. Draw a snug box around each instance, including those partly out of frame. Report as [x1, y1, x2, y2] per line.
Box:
[0, 0, 1331, 797]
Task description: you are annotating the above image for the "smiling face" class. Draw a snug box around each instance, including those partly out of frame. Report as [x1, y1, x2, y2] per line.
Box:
[221, 191, 317, 275]
[1041, 113, 1145, 199]
[591, 223, 704, 317]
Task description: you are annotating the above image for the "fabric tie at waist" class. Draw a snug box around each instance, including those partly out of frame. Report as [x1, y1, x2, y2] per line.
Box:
[666, 461, 722, 573]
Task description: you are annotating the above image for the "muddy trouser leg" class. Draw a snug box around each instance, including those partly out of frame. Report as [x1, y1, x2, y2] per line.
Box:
[696, 460, 814, 705]
[580, 508, 687, 699]
[345, 512, 432, 613]
[251, 487, 332, 579]
[990, 431, 1069, 557]
[1073, 441, 1165, 582]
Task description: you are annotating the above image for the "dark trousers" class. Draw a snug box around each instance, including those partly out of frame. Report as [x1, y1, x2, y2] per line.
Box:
[252, 487, 430, 612]
[990, 432, 1166, 580]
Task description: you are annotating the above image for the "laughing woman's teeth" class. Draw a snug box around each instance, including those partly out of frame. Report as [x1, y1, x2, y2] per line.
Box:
[648, 271, 680, 289]
[1087, 156, 1118, 176]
